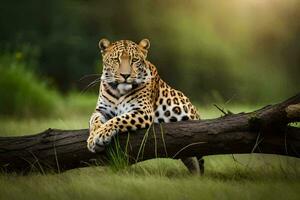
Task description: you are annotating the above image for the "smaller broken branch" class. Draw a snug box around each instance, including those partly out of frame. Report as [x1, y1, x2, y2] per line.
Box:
[213, 104, 234, 116]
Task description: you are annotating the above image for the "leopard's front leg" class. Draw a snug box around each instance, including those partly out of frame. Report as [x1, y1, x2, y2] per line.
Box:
[87, 110, 154, 152]
[87, 111, 110, 152]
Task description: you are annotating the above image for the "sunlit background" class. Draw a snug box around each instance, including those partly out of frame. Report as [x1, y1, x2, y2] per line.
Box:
[1, 2, 300, 199]
[0, 0, 299, 117]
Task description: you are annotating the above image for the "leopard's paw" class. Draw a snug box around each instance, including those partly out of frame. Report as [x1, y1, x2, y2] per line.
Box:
[87, 134, 97, 153]
[87, 127, 118, 152]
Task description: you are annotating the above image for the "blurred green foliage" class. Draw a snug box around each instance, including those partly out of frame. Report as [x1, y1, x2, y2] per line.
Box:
[0, 0, 299, 107]
[0, 53, 61, 117]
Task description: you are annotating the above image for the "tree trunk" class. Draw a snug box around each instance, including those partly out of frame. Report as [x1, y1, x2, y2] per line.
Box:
[0, 94, 299, 173]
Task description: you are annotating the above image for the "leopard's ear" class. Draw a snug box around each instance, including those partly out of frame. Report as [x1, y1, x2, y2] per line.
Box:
[98, 38, 110, 53]
[139, 39, 150, 50]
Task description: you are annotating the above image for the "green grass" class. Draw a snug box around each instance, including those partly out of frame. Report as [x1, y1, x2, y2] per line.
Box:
[0, 93, 95, 136]
[0, 156, 299, 200]
[0, 102, 299, 200]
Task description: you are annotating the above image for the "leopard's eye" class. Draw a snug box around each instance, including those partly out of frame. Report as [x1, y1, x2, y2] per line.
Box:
[132, 57, 139, 63]
[112, 57, 119, 62]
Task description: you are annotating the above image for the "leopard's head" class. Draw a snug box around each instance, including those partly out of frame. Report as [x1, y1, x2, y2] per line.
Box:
[99, 39, 151, 93]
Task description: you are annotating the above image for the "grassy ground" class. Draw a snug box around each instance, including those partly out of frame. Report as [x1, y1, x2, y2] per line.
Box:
[0, 98, 300, 200]
[0, 156, 299, 200]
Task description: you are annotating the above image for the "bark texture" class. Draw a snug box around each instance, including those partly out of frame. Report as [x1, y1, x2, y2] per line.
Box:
[0, 93, 299, 173]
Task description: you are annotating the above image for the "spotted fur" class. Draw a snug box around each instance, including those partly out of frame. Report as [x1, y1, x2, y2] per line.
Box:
[87, 39, 200, 152]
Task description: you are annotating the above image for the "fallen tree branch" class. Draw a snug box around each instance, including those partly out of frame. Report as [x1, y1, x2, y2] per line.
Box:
[0, 93, 299, 173]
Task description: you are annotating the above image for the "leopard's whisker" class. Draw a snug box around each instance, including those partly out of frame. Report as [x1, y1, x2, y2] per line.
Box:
[78, 73, 102, 82]
[80, 77, 101, 94]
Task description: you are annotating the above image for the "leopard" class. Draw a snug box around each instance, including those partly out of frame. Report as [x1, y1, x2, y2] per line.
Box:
[87, 38, 204, 174]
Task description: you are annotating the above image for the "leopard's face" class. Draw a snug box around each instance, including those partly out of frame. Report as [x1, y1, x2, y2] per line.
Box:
[99, 39, 151, 94]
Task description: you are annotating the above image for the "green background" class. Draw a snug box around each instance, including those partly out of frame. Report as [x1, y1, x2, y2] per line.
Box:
[1, 0, 299, 116]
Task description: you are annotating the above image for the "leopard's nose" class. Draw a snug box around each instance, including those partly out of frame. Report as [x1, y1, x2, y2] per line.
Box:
[120, 73, 130, 80]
